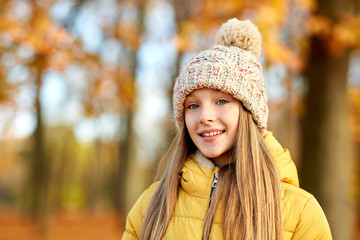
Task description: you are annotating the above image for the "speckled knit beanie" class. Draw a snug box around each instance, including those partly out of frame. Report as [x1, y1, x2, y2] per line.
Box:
[173, 18, 268, 134]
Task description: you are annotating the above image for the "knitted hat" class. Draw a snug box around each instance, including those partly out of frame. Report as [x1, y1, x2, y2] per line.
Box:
[173, 18, 268, 134]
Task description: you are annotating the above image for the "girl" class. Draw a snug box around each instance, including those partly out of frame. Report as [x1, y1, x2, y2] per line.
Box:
[122, 19, 332, 240]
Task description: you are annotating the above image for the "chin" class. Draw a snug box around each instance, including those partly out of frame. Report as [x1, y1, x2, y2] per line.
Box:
[202, 151, 221, 159]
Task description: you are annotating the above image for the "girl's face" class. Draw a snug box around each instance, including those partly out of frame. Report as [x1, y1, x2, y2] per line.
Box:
[184, 88, 240, 167]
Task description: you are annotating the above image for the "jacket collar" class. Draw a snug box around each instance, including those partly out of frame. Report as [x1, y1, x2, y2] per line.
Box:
[195, 150, 218, 169]
[180, 153, 219, 199]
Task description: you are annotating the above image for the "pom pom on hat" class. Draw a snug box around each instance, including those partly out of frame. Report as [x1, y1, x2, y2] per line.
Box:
[215, 19, 262, 59]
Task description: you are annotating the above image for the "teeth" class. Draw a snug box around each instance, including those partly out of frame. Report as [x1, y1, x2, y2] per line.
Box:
[201, 131, 223, 137]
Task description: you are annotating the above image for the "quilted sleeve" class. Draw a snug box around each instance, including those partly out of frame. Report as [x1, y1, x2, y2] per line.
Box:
[121, 182, 159, 240]
[291, 197, 332, 240]
[121, 195, 144, 239]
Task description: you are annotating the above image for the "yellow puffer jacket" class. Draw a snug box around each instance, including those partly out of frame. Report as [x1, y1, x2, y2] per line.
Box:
[122, 131, 332, 239]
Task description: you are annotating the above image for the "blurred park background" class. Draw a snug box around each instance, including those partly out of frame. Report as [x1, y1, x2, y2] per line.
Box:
[0, 0, 359, 239]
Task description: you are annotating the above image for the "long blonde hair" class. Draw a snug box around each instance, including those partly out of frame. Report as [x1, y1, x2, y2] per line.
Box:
[140, 104, 283, 240]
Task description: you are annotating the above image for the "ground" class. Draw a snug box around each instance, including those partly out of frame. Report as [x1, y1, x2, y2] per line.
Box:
[0, 211, 124, 240]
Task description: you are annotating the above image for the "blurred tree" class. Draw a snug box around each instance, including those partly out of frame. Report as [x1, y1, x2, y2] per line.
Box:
[300, 0, 359, 239]
[0, 0, 87, 232]
[113, 0, 146, 215]
[20, 2, 73, 232]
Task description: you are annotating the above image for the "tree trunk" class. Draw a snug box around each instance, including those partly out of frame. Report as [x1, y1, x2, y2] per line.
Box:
[88, 139, 102, 211]
[115, 1, 146, 215]
[31, 54, 51, 233]
[116, 109, 134, 214]
[300, 1, 357, 239]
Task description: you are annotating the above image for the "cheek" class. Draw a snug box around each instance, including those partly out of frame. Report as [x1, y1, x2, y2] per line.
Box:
[185, 111, 195, 125]
[185, 113, 199, 141]
[184, 113, 189, 128]
[225, 109, 240, 132]
[184, 113, 193, 133]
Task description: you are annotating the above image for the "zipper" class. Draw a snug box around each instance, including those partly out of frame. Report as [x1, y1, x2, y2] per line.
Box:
[203, 172, 218, 240]
[209, 172, 218, 206]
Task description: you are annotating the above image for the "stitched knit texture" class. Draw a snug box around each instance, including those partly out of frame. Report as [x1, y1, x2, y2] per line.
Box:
[173, 19, 268, 134]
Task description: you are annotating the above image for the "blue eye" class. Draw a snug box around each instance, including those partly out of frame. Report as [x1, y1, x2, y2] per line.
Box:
[217, 99, 228, 105]
[187, 104, 199, 109]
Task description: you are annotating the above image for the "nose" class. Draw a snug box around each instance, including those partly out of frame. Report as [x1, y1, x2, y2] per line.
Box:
[199, 105, 216, 124]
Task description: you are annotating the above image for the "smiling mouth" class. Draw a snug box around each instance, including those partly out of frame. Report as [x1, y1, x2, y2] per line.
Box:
[200, 130, 225, 137]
